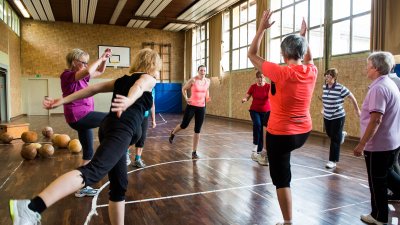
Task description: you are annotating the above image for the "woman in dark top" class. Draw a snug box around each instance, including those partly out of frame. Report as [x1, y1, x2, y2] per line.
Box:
[9, 48, 161, 225]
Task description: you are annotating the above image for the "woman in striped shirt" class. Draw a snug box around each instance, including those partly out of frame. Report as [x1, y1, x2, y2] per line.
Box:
[322, 68, 361, 169]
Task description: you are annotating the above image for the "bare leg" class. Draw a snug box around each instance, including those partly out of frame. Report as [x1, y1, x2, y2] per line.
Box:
[109, 200, 125, 225]
[38, 170, 85, 207]
[276, 187, 292, 221]
[172, 124, 182, 135]
[193, 133, 200, 151]
[136, 147, 143, 156]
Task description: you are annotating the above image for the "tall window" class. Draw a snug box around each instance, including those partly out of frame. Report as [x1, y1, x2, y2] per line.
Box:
[269, 0, 325, 63]
[331, 0, 371, 55]
[221, 0, 256, 72]
[0, 0, 3, 21]
[192, 23, 209, 76]
[0, 0, 21, 36]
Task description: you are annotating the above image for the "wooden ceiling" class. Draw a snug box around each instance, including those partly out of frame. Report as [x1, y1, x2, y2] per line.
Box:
[8, 0, 241, 31]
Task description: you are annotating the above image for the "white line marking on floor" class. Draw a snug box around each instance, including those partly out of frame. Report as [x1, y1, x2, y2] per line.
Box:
[321, 200, 369, 212]
[392, 217, 398, 225]
[359, 183, 369, 189]
[146, 131, 252, 139]
[0, 161, 23, 190]
[389, 204, 395, 211]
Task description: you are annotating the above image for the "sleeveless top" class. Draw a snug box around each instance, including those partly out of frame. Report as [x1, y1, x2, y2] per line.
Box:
[190, 78, 210, 107]
[107, 73, 153, 128]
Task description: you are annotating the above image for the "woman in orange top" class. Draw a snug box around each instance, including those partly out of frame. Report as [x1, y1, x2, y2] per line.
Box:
[248, 11, 317, 225]
[169, 65, 210, 159]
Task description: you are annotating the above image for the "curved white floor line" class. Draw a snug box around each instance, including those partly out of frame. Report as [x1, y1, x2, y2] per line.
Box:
[0, 161, 23, 190]
[84, 158, 369, 225]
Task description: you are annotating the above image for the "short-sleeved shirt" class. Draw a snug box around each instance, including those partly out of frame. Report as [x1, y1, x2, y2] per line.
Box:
[247, 83, 271, 112]
[360, 75, 400, 152]
[262, 61, 318, 135]
[60, 70, 94, 123]
[322, 82, 350, 120]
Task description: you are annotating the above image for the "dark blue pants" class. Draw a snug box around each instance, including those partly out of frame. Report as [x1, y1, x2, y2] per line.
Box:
[324, 117, 345, 162]
[68, 111, 107, 160]
[249, 110, 268, 153]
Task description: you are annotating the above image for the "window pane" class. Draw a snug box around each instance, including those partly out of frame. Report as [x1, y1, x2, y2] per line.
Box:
[352, 14, 370, 52]
[309, 27, 324, 58]
[200, 25, 205, 41]
[295, 1, 308, 31]
[223, 31, 230, 52]
[7, 3, 11, 27]
[249, 0, 256, 21]
[271, 0, 281, 11]
[200, 42, 205, 59]
[232, 50, 239, 70]
[0, 0, 3, 21]
[282, 6, 294, 35]
[332, 20, 350, 55]
[196, 27, 201, 43]
[333, 0, 350, 20]
[248, 21, 256, 45]
[269, 38, 281, 63]
[270, 11, 281, 38]
[240, 25, 247, 47]
[197, 44, 201, 59]
[240, 47, 247, 69]
[282, 0, 293, 7]
[232, 28, 239, 49]
[222, 51, 229, 72]
[240, 2, 248, 25]
[223, 12, 230, 31]
[233, 6, 239, 28]
[353, 0, 371, 15]
[310, 0, 324, 27]
[3, 1, 7, 24]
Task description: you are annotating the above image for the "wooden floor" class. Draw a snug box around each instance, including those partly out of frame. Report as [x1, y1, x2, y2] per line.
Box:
[0, 114, 398, 225]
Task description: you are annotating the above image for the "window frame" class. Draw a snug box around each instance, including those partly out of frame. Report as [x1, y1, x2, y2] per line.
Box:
[191, 22, 209, 77]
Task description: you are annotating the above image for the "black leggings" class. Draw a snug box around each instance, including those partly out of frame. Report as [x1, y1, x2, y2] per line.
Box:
[78, 116, 143, 202]
[133, 117, 149, 148]
[266, 132, 310, 189]
[180, 105, 205, 133]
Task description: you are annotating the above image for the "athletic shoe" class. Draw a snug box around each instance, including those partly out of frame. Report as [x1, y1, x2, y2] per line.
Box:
[360, 214, 386, 225]
[251, 152, 259, 162]
[75, 186, 98, 197]
[341, 131, 347, 144]
[325, 161, 336, 169]
[9, 199, 41, 225]
[257, 154, 269, 166]
[169, 130, 175, 144]
[276, 222, 292, 225]
[192, 152, 199, 159]
[133, 159, 146, 168]
[126, 150, 131, 166]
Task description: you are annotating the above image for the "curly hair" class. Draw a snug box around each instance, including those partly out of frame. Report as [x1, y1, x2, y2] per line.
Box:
[129, 48, 162, 76]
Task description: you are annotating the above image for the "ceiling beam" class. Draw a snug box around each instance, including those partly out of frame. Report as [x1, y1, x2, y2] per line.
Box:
[130, 15, 200, 26]
[109, 0, 127, 24]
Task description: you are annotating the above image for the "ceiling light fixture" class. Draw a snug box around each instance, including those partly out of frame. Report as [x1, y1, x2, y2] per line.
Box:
[14, 0, 30, 18]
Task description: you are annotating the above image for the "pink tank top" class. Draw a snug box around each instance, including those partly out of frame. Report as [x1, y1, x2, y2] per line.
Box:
[190, 78, 210, 107]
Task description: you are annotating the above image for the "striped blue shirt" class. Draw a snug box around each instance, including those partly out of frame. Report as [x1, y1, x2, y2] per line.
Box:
[322, 82, 350, 120]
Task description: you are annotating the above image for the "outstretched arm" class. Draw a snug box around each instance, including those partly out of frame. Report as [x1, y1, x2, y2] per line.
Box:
[248, 10, 275, 73]
[43, 80, 115, 109]
[111, 74, 156, 118]
[299, 18, 313, 65]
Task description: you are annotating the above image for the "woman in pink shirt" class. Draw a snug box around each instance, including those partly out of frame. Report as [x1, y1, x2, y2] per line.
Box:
[242, 71, 270, 166]
[248, 11, 317, 225]
[169, 65, 210, 159]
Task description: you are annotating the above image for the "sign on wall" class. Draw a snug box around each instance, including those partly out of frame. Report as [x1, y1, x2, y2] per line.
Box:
[98, 45, 130, 68]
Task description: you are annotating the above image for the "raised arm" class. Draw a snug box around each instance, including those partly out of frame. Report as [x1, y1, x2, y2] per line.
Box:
[43, 80, 115, 109]
[111, 74, 156, 118]
[75, 48, 112, 81]
[299, 18, 313, 65]
[248, 10, 275, 72]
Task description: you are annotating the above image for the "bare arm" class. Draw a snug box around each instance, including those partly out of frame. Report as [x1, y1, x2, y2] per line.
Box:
[347, 93, 361, 117]
[75, 48, 111, 80]
[43, 80, 115, 109]
[248, 10, 274, 72]
[242, 94, 251, 103]
[150, 102, 156, 128]
[182, 78, 194, 102]
[111, 74, 156, 118]
[353, 112, 383, 156]
[299, 18, 313, 65]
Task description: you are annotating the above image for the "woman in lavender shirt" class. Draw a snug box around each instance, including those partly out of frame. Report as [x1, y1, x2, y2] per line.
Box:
[354, 51, 400, 224]
[61, 48, 111, 197]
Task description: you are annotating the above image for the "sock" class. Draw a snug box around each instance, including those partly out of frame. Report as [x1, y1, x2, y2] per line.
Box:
[28, 196, 47, 214]
[283, 220, 292, 224]
[135, 155, 141, 161]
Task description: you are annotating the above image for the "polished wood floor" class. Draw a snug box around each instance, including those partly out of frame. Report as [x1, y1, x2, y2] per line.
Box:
[0, 114, 398, 225]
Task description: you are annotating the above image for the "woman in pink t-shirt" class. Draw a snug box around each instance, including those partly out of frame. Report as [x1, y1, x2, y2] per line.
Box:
[169, 65, 210, 159]
[242, 71, 270, 165]
[248, 10, 317, 225]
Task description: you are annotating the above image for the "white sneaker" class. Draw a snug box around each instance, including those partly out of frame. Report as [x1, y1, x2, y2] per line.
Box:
[325, 161, 336, 169]
[360, 214, 386, 225]
[9, 199, 41, 225]
[341, 131, 347, 144]
[126, 150, 131, 166]
[257, 153, 269, 166]
[133, 159, 146, 168]
[75, 186, 98, 197]
[251, 152, 259, 161]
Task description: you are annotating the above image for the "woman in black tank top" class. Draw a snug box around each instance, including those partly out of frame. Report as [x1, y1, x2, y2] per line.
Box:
[8, 48, 161, 225]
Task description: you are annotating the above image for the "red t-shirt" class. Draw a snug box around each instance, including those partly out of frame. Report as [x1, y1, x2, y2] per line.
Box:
[247, 83, 271, 112]
[262, 61, 317, 135]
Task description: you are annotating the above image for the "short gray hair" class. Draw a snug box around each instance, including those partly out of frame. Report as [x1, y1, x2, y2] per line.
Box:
[367, 51, 395, 75]
[280, 34, 308, 60]
[66, 49, 89, 68]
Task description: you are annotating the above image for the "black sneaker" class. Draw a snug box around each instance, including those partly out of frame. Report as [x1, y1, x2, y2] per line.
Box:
[192, 152, 199, 159]
[169, 130, 175, 144]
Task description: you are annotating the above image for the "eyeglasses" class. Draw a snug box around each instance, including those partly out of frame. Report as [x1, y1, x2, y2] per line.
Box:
[76, 60, 88, 65]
